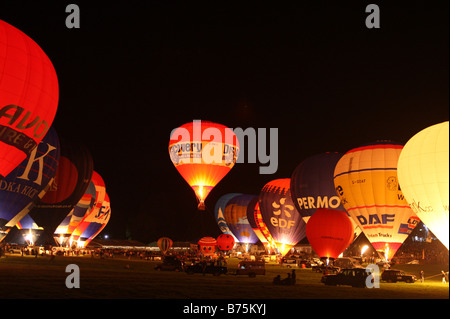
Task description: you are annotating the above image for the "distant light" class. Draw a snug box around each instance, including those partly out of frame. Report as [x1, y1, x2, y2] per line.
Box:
[104, 235, 109, 239]
[361, 245, 369, 256]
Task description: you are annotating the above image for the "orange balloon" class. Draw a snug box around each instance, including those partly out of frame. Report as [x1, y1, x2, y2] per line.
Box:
[169, 120, 239, 210]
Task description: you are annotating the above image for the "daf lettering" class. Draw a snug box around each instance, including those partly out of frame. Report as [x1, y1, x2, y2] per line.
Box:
[357, 214, 395, 225]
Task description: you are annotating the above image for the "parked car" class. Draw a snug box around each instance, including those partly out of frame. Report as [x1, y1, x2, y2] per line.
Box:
[377, 260, 391, 269]
[312, 264, 340, 274]
[185, 261, 227, 276]
[8, 248, 22, 254]
[381, 269, 416, 283]
[297, 259, 317, 268]
[262, 255, 277, 262]
[322, 268, 374, 288]
[333, 257, 363, 269]
[235, 261, 265, 277]
[281, 256, 300, 268]
[154, 255, 184, 272]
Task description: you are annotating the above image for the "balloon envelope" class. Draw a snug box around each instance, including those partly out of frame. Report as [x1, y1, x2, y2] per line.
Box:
[0, 19, 59, 178]
[306, 208, 354, 260]
[334, 141, 420, 260]
[0, 127, 59, 242]
[259, 178, 306, 256]
[169, 120, 239, 210]
[76, 192, 111, 247]
[291, 152, 345, 222]
[157, 237, 173, 254]
[246, 197, 270, 246]
[70, 171, 106, 243]
[29, 139, 94, 238]
[223, 194, 259, 244]
[251, 200, 277, 252]
[216, 234, 235, 251]
[54, 180, 97, 246]
[198, 236, 217, 256]
[397, 121, 449, 249]
[214, 193, 241, 242]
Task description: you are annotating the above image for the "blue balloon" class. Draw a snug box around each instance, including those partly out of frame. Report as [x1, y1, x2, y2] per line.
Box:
[224, 194, 259, 244]
[290, 152, 345, 221]
[0, 127, 60, 242]
[214, 193, 242, 242]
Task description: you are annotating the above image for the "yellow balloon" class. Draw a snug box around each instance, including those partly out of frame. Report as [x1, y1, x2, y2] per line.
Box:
[397, 121, 449, 250]
[334, 141, 420, 260]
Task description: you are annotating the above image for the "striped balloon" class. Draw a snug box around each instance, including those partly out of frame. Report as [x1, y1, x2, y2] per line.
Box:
[157, 237, 173, 254]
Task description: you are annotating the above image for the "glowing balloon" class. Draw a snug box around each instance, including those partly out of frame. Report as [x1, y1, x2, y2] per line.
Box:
[334, 141, 420, 260]
[0, 19, 59, 178]
[258, 178, 306, 256]
[216, 234, 235, 251]
[246, 196, 271, 250]
[0, 127, 59, 242]
[29, 139, 94, 238]
[75, 192, 111, 248]
[214, 193, 241, 242]
[397, 121, 449, 249]
[306, 208, 354, 260]
[169, 120, 239, 210]
[70, 171, 106, 244]
[54, 181, 96, 247]
[157, 237, 173, 254]
[11, 214, 43, 246]
[223, 194, 259, 245]
[250, 199, 277, 253]
[290, 152, 361, 238]
[290, 152, 345, 222]
[198, 236, 217, 256]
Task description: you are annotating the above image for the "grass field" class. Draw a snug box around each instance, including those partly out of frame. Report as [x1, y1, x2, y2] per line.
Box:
[0, 254, 448, 299]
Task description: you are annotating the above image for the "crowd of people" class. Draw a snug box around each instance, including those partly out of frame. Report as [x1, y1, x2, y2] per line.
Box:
[273, 269, 296, 285]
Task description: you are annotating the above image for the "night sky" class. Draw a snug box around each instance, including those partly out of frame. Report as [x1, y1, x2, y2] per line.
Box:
[1, 1, 448, 243]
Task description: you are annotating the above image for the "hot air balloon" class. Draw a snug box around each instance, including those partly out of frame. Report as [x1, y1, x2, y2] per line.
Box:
[0, 19, 59, 179]
[157, 237, 174, 255]
[258, 178, 306, 256]
[223, 194, 259, 251]
[290, 152, 345, 222]
[54, 180, 97, 247]
[251, 200, 277, 254]
[214, 193, 241, 242]
[334, 141, 420, 261]
[290, 152, 360, 238]
[168, 120, 239, 210]
[29, 138, 94, 241]
[73, 192, 111, 248]
[198, 236, 217, 256]
[306, 208, 354, 261]
[70, 171, 106, 246]
[7, 214, 44, 246]
[397, 121, 449, 250]
[246, 196, 272, 252]
[0, 127, 59, 242]
[216, 234, 235, 251]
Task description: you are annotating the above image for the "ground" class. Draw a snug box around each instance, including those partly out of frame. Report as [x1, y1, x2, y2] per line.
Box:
[0, 254, 448, 299]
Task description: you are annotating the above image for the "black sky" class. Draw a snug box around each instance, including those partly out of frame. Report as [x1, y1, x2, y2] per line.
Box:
[1, 1, 448, 243]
